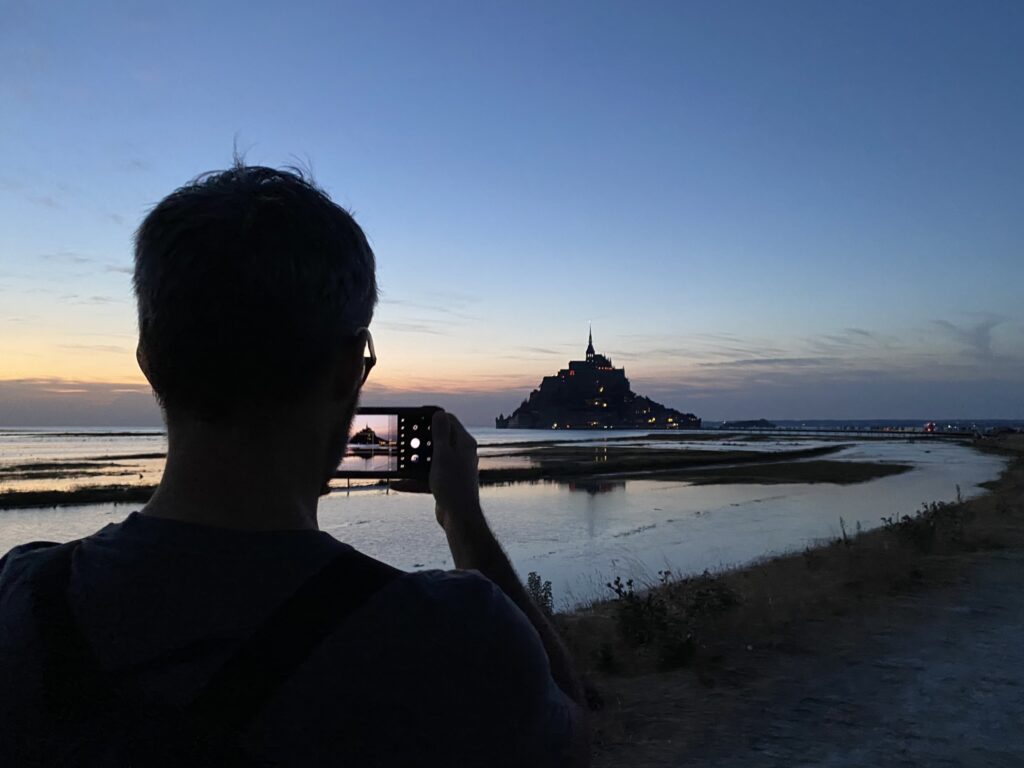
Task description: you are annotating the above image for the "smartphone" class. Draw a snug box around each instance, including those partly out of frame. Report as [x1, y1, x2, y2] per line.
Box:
[334, 406, 441, 480]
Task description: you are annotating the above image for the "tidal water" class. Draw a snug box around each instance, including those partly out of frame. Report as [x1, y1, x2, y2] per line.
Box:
[0, 428, 1006, 606]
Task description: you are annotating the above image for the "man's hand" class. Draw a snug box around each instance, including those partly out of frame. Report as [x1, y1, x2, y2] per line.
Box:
[429, 410, 485, 538]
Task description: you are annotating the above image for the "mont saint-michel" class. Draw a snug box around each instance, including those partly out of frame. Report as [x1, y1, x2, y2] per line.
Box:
[495, 330, 701, 430]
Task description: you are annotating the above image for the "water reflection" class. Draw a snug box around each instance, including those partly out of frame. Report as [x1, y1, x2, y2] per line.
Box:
[568, 480, 625, 495]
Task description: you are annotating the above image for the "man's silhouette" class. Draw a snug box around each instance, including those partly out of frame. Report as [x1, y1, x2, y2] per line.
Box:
[0, 165, 587, 766]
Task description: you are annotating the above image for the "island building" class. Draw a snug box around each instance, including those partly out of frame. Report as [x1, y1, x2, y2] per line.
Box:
[495, 329, 701, 430]
[348, 425, 390, 446]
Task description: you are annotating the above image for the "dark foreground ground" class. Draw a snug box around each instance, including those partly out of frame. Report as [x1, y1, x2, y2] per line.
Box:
[574, 435, 1024, 767]
[609, 552, 1024, 767]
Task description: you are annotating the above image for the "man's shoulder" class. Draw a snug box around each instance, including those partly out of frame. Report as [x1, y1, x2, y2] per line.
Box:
[357, 567, 555, 688]
[386, 567, 532, 635]
[396, 566, 502, 606]
[1, 539, 61, 564]
[0, 541, 63, 592]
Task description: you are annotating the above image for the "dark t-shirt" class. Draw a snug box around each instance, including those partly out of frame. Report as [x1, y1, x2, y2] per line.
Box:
[0, 512, 578, 766]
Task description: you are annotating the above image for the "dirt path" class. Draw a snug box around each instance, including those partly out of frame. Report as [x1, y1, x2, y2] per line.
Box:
[598, 551, 1024, 767]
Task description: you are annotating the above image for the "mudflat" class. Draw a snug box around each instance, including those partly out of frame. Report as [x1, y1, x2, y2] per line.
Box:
[1, 439, 904, 508]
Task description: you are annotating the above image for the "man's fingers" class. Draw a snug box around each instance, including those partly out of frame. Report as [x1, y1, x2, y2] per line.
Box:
[432, 410, 450, 448]
[391, 478, 431, 494]
[446, 413, 476, 449]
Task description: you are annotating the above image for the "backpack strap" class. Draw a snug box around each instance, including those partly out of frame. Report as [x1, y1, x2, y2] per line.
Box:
[186, 547, 402, 735]
[30, 541, 108, 716]
[33, 540, 401, 753]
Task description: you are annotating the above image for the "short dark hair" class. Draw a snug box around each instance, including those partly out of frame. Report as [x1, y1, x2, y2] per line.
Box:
[133, 164, 377, 421]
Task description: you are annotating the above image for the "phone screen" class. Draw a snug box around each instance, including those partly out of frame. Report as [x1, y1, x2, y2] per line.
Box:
[340, 413, 399, 475]
[335, 406, 438, 479]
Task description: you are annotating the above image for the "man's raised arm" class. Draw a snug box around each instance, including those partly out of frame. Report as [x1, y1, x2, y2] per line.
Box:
[429, 411, 590, 759]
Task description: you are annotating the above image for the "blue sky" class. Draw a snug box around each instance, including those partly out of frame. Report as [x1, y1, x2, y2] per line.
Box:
[1, 0, 1022, 425]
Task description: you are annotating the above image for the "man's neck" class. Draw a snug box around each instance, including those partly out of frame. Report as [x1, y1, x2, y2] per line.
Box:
[142, 415, 326, 532]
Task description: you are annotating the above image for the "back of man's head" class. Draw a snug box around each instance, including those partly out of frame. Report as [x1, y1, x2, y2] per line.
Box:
[133, 164, 377, 423]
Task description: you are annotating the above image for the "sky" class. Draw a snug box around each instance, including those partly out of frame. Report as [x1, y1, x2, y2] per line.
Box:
[1, 0, 1022, 426]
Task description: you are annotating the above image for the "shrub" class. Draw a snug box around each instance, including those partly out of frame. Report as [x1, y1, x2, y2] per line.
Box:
[526, 571, 554, 616]
[607, 576, 670, 647]
[680, 570, 741, 617]
[605, 570, 737, 670]
[881, 499, 973, 553]
[595, 642, 619, 674]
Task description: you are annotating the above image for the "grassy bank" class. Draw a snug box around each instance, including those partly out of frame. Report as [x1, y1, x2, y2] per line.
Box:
[553, 435, 1024, 762]
[0, 485, 158, 509]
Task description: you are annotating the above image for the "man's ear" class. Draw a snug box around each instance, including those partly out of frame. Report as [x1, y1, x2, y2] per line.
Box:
[136, 342, 154, 385]
[329, 333, 366, 402]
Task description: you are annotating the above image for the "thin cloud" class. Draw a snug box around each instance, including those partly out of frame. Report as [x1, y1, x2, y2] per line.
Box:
[419, 289, 478, 308]
[516, 346, 566, 356]
[611, 346, 696, 361]
[372, 321, 445, 335]
[698, 357, 835, 368]
[27, 194, 62, 210]
[58, 344, 129, 354]
[38, 251, 94, 265]
[805, 327, 900, 356]
[122, 158, 151, 172]
[37, 251, 133, 277]
[845, 327, 877, 340]
[932, 316, 1004, 360]
[363, 371, 538, 395]
[379, 296, 481, 323]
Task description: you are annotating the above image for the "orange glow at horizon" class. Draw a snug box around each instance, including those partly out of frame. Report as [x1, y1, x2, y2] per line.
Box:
[0, 337, 142, 384]
[0, 328, 563, 393]
[1, 326, 716, 398]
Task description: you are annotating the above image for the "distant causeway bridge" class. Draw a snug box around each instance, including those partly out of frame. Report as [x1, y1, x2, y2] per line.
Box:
[706, 427, 975, 442]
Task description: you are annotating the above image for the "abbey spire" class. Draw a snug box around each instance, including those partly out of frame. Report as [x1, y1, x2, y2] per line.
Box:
[586, 324, 595, 362]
